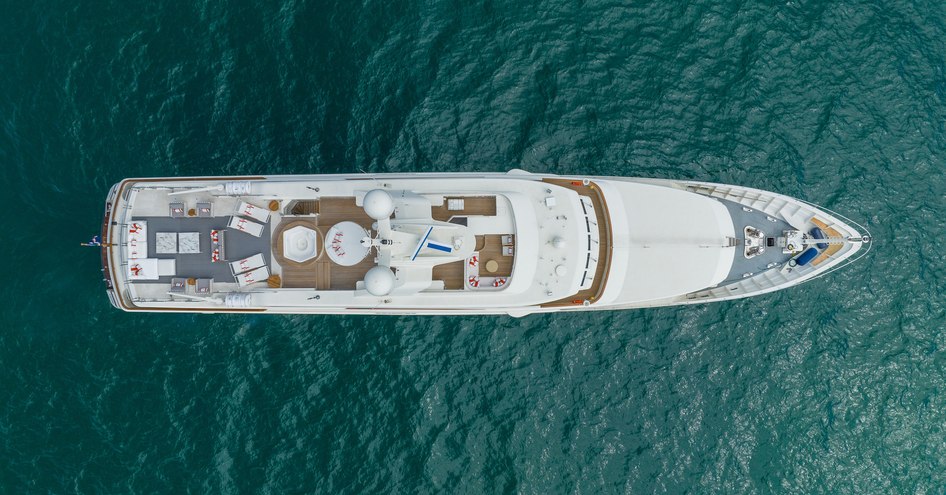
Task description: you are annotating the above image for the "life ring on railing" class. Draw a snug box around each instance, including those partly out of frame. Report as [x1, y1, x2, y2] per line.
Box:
[493, 277, 507, 287]
[468, 276, 479, 287]
[468, 255, 478, 267]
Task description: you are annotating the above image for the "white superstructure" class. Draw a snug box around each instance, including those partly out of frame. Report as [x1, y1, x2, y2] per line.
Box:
[99, 171, 870, 316]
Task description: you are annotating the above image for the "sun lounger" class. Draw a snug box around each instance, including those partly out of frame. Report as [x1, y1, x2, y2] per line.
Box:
[230, 253, 266, 276]
[127, 258, 158, 280]
[228, 216, 265, 237]
[126, 221, 148, 259]
[126, 221, 147, 241]
[169, 278, 187, 293]
[126, 239, 148, 259]
[236, 266, 269, 287]
[236, 201, 270, 223]
[125, 258, 175, 280]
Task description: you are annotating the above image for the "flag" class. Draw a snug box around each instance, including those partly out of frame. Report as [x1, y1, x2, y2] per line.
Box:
[81, 235, 102, 247]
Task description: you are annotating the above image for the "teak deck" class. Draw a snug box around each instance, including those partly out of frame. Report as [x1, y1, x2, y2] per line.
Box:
[541, 179, 612, 307]
[274, 198, 376, 290]
[811, 218, 844, 266]
[430, 196, 497, 222]
[431, 261, 465, 290]
[275, 197, 506, 291]
[429, 234, 515, 290]
[477, 235, 514, 276]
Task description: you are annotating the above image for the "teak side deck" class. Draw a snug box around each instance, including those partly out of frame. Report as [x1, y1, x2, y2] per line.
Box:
[541, 179, 612, 307]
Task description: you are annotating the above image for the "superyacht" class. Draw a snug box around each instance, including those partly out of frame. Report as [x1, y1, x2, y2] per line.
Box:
[99, 171, 870, 316]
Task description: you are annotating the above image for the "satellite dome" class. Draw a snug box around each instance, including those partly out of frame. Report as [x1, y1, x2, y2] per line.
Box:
[364, 266, 396, 296]
[363, 189, 394, 220]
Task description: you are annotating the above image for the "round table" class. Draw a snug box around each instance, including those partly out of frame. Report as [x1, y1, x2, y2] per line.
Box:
[485, 260, 499, 273]
[326, 221, 370, 266]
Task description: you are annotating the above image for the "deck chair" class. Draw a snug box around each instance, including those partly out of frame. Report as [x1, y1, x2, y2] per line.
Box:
[196, 202, 213, 217]
[236, 266, 269, 287]
[126, 221, 148, 259]
[195, 278, 213, 294]
[126, 221, 147, 241]
[229, 253, 266, 276]
[227, 216, 265, 237]
[126, 239, 148, 260]
[127, 258, 158, 280]
[236, 201, 270, 223]
[169, 202, 186, 218]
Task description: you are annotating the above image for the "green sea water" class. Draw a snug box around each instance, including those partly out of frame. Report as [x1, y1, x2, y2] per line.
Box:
[2, 0, 946, 493]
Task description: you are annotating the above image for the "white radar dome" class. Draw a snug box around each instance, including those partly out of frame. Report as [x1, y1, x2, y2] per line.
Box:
[363, 189, 395, 220]
[364, 266, 396, 296]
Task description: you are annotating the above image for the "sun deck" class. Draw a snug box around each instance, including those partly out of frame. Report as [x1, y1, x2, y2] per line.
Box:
[126, 215, 273, 284]
[108, 177, 534, 308]
[274, 196, 510, 291]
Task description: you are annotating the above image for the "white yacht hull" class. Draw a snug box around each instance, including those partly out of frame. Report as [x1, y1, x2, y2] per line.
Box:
[100, 172, 869, 316]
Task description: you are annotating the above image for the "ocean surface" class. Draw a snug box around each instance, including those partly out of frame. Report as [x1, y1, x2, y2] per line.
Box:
[2, 0, 945, 493]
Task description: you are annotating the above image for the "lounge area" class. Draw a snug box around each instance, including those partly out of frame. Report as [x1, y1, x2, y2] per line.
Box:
[124, 200, 276, 292]
[273, 214, 375, 290]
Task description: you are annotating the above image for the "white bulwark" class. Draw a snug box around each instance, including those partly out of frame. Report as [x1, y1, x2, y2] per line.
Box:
[99, 171, 870, 315]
